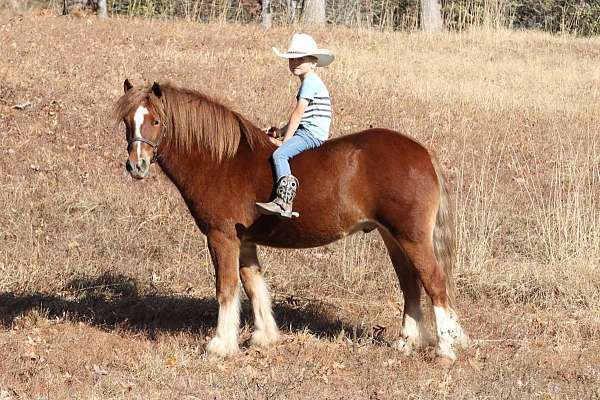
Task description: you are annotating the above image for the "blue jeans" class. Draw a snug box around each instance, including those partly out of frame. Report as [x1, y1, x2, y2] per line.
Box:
[272, 128, 323, 181]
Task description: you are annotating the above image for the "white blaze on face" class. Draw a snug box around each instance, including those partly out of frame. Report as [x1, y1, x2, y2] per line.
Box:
[133, 106, 149, 159]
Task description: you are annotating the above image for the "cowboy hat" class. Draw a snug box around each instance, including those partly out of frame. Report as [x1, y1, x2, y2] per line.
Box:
[272, 33, 334, 67]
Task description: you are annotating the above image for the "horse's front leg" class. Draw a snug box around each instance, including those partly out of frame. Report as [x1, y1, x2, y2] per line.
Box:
[239, 242, 280, 348]
[206, 230, 241, 357]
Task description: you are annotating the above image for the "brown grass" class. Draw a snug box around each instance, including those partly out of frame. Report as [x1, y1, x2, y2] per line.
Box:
[0, 11, 599, 399]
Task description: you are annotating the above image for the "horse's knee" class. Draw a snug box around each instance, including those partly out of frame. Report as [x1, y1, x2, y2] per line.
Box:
[239, 265, 255, 284]
[240, 266, 261, 297]
[216, 282, 240, 305]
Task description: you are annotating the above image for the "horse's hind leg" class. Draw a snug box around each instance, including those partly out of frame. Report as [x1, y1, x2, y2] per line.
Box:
[397, 237, 468, 360]
[379, 228, 434, 354]
[239, 242, 280, 347]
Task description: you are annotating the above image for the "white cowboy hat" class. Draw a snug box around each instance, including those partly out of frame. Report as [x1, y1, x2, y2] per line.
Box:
[272, 33, 334, 67]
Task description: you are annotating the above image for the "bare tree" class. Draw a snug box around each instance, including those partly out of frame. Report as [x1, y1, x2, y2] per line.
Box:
[421, 0, 443, 32]
[7, 0, 19, 11]
[98, 0, 108, 19]
[261, 0, 272, 28]
[288, 0, 297, 23]
[302, 0, 326, 26]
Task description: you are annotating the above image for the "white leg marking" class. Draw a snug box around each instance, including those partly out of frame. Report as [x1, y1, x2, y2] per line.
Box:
[393, 311, 434, 355]
[133, 106, 149, 159]
[250, 275, 280, 347]
[402, 312, 421, 342]
[433, 306, 468, 360]
[207, 288, 241, 357]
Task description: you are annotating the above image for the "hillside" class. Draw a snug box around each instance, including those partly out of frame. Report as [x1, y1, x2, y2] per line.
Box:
[0, 12, 599, 399]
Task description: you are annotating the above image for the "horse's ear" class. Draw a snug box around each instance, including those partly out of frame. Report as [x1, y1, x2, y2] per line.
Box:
[151, 82, 162, 98]
[124, 79, 133, 93]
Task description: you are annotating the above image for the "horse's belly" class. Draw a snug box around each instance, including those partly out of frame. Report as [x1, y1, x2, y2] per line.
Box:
[251, 232, 344, 249]
[244, 219, 377, 249]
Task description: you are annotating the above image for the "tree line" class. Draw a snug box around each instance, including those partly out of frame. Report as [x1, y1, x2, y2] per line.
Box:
[56, 0, 600, 35]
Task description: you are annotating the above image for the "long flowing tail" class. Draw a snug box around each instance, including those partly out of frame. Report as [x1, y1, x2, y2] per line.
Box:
[431, 154, 457, 308]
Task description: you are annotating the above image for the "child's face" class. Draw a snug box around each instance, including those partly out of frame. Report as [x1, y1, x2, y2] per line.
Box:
[288, 56, 317, 78]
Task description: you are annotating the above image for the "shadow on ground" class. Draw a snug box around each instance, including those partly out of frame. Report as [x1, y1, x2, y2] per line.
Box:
[0, 272, 367, 340]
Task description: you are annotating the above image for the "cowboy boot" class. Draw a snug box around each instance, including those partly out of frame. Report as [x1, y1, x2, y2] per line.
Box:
[256, 175, 300, 218]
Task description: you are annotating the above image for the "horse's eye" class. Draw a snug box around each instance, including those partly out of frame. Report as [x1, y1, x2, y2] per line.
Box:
[153, 120, 160, 126]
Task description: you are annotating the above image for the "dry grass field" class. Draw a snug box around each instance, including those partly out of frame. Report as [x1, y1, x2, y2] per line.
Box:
[1, 10, 599, 399]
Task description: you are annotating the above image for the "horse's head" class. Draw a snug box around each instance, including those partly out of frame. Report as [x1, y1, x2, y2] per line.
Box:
[120, 79, 164, 179]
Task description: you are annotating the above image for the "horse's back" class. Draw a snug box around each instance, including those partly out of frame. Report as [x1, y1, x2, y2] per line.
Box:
[246, 129, 440, 248]
[302, 128, 435, 174]
[319, 129, 440, 226]
[295, 128, 438, 207]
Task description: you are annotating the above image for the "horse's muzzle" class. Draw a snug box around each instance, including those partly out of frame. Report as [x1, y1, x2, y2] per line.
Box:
[126, 158, 150, 179]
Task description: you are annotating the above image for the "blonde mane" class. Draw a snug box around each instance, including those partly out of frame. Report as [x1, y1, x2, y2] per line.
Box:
[113, 82, 270, 161]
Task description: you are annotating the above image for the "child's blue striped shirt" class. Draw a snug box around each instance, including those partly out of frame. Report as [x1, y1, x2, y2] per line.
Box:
[296, 73, 332, 141]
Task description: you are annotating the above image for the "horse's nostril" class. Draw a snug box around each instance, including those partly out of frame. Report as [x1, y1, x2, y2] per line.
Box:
[126, 159, 133, 172]
[139, 158, 148, 170]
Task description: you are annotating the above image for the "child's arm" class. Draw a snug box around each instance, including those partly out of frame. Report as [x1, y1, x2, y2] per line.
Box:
[282, 99, 309, 143]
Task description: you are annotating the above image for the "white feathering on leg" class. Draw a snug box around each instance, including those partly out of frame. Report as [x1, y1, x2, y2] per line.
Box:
[250, 275, 280, 347]
[433, 306, 467, 360]
[207, 288, 241, 357]
[393, 311, 434, 355]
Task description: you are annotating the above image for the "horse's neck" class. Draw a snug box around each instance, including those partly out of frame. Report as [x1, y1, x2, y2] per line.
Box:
[158, 145, 220, 196]
[157, 139, 274, 232]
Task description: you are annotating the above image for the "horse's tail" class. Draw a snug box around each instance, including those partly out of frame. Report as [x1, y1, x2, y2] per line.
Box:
[431, 154, 457, 308]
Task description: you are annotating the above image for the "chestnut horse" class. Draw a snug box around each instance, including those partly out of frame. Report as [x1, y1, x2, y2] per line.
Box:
[113, 80, 468, 360]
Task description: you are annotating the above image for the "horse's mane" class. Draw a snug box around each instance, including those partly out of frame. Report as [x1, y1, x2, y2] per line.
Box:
[113, 82, 270, 161]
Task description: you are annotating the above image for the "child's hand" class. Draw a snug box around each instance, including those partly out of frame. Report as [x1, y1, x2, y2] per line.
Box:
[269, 136, 283, 147]
[263, 126, 279, 138]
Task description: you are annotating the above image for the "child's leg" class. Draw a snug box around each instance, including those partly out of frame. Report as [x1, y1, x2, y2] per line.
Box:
[257, 129, 323, 218]
[272, 131, 322, 181]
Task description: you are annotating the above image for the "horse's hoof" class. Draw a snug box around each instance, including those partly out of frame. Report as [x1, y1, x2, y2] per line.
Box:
[250, 329, 281, 348]
[392, 338, 415, 356]
[435, 343, 457, 362]
[393, 329, 434, 356]
[206, 336, 239, 357]
[436, 356, 455, 368]
[457, 331, 470, 349]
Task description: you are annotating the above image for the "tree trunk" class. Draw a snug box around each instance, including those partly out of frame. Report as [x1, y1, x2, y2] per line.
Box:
[261, 0, 272, 28]
[7, 0, 19, 11]
[302, 0, 326, 26]
[98, 0, 108, 19]
[288, 0, 297, 23]
[421, 0, 443, 32]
